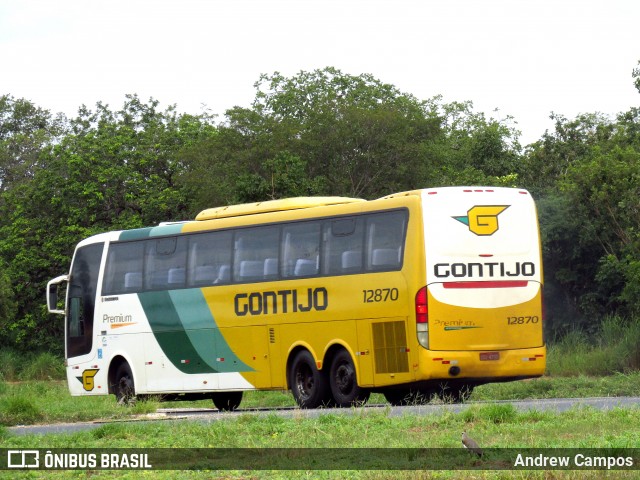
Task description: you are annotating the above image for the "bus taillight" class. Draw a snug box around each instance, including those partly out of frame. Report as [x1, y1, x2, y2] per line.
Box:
[416, 286, 429, 348]
[416, 286, 428, 323]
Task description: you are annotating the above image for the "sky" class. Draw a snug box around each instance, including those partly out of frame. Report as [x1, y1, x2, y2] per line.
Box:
[1, 0, 638, 145]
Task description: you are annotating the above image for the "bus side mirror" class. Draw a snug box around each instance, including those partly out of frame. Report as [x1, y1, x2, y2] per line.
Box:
[47, 275, 68, 315]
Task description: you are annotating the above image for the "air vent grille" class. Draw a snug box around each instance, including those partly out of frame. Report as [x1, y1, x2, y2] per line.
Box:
[372, 321, 409, 373]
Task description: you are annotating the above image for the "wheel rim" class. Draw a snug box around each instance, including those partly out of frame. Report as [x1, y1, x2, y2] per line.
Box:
[295, 363, 314, 400]
[334, 361, 354, 395]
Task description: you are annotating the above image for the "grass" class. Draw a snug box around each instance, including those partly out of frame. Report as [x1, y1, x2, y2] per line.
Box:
[1, 372, 639, 427]
[1, 405, 639, 479]
[546, 316, 640, 376]
[0, 318, 639, 478]
[0, 350, 65, 382]
[3, 403, 639, 449]
[473, 372, 640, 400]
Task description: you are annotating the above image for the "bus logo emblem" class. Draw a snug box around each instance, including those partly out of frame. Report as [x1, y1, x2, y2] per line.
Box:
[77, 369, 100, 391]
[453, 205, 509, 236]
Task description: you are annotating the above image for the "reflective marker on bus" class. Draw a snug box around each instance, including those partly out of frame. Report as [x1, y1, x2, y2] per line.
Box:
[47, 187, 545, 409]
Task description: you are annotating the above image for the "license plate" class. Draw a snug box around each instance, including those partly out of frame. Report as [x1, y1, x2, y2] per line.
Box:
[480, 352, 500, 361]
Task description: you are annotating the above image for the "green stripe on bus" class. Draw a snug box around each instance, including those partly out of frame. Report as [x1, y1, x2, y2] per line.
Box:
[149, 224, 185, 237]
[119, 223, 186, 241]
[169, 289, 252, 373]
[138, 290, 217, 374]
[119, 227, 154, 241]
[138, 289, 252, 374]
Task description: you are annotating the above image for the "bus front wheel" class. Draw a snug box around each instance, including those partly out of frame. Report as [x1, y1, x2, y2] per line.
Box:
[289, 350, 330, 409]
[212, 391, 243, 411]
[113, 362, 136, 405]
[329, 350, 370, 407]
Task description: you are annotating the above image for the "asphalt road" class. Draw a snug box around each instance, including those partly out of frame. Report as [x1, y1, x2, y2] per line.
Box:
[7, 396, 640, 437]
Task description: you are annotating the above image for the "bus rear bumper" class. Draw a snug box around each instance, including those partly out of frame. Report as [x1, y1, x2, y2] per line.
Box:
[415, 346, 546, 382]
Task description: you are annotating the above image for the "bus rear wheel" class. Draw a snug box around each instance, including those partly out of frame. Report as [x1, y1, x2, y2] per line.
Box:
[113, 362, 136, 405]
[289, 350, 331, 409]
[212, 391, 243, 411]
[329, 350, 370, 407]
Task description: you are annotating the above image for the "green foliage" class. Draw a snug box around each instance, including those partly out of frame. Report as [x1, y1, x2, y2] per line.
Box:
[0, 95, 217, 351]
[0, 94, 65, 192]
[0, 350, 65, 381]
[422, 98, 522, 187]
[0, 350, 19, 382]
[183, 68, 521, 210]
[461, 403, 518, 424]
[18, 352, 66, 381]
[0, 62, 639, 352]
[234, 152, 327, 202]
[0, 259, 17, 332]
[0, 396, 43, 425]
[525, 87, 640, 333]
[546, 316, 640, 375]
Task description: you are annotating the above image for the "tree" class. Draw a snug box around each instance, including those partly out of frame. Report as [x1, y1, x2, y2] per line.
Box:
[251, 68, 442, 198]
[234, 152, 327, 202]
[181, 68, 444, 208]
[0, 94, 64, 192]
[519, 112, 614, 197]
[560, 143, 640, 318]
[0, 95, 217, 351]
[525, 85, 640, 332]
[420, 98, 522, 187]
[0, 258, 17, 338]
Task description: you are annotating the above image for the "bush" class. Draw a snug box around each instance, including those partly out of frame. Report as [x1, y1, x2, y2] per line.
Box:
[19, 352, 65, 381]
[547, 315, 640, 376]
[0, 350, 19, 381]
[0, 350, 65, 381]
[0, 396, 43, 425]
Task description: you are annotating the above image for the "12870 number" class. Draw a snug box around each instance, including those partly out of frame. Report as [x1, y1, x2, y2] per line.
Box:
[363, 288, 399, 303]
[507, 316, 539, 325]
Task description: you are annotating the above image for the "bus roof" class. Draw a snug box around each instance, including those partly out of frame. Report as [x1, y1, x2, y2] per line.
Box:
[195, 196, 365, 221]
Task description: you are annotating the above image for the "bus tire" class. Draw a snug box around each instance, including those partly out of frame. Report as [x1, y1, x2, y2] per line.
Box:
[289, 350, 331, 409]
[113, 362, 136, 405]
[329, 350, 370, 407]
[212, 391, 243, 411]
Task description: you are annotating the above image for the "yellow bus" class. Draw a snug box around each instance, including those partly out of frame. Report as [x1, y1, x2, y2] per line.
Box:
[47, 187, 545, 409]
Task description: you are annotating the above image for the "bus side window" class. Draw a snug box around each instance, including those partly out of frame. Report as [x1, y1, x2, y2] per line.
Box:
[366, 211, 407, 271]
[233, 226, 279, 283]
[189, 231, 232, 286]
[323, 217, 364, 275]
[103, 241, 145, 295]
[282, 222, 321, 278]
[145, 236, 188, 290]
